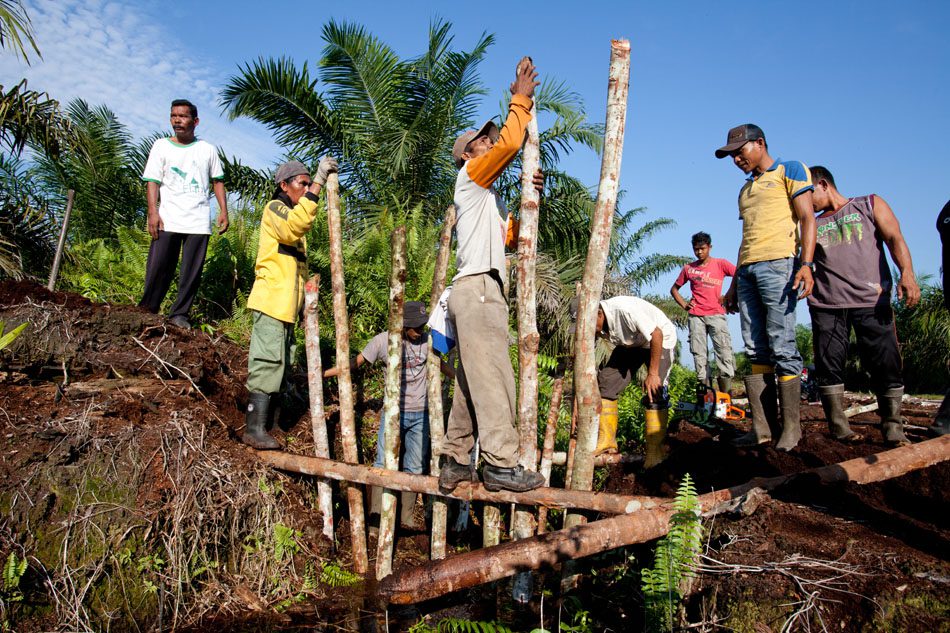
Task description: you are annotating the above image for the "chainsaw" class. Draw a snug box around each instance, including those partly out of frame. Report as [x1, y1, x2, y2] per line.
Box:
[674, 383, 746, 432]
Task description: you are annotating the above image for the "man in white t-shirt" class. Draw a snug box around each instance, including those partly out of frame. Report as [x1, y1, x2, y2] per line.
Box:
[571, 295, 677, 468]
[139, 99, 228, 328]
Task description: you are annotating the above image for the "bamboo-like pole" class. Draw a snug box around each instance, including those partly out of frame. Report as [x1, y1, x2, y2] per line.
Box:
[512, 104, 542, 602]
[427, 205, 456, 560]
[379, 434, 950, 604]
[303, 276, 334, 542]
[563, 39, 630, 590]
[47, 189, 75, 291]
[325, 172, 369, 573]
[537, 377, 564, 534]
[376, 227, 407, 580]
[257, 451, 655, 514]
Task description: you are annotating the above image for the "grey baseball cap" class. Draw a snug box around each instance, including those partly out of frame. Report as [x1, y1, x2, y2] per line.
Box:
[274, 160, 309, 184]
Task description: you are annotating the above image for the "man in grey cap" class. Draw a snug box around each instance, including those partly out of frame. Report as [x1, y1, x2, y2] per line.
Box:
[326, 301, 455, 527]
[242, 155, 337, 449]
[715, 124, 816, 451]
[439, 56, 546, 493]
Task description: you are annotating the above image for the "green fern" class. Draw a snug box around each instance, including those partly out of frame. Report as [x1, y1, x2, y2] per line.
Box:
[641, 473, 702, 632]
[3, 552, 27, 602]
[272, 523, 302, 562]
[319, 561, 362, 588]
[436, 618, 516, 633]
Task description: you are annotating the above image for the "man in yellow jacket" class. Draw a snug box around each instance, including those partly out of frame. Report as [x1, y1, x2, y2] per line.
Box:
[242, 156, 337, 449]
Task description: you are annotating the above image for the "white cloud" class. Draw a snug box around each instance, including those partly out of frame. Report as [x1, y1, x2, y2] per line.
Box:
[0, 0, 281, 168]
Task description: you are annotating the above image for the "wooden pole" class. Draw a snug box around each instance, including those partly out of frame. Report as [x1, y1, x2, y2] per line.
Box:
[376, 227, 407, 580]
[537, 377, 564, 534]
[303, 276, 334, 542]
[47, 189, 75, 291]
[256, 451, 656, 515]
[564, 39, 631, 590]
[325, 172, 369, 573]
[427, 205, 456, 560]
[379, 435, 950, 604]
[513, 104, 542, 602]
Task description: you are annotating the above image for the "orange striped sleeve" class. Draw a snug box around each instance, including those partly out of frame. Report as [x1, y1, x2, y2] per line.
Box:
[465, 94, 533, 189]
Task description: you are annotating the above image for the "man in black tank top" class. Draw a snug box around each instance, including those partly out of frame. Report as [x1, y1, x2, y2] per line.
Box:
[935, 200, 950, 436]
[808, 166, 919, 447]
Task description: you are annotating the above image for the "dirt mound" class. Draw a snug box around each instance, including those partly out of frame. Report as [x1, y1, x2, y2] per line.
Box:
[1, 280, 947, 632]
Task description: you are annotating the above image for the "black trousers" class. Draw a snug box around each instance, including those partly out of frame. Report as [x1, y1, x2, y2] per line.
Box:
[809, 304, 903, 392]
[139, 231, 209, 318]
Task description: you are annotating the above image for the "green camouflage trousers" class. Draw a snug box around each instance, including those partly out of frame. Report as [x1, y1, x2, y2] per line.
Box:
[246, 310, 295, 394]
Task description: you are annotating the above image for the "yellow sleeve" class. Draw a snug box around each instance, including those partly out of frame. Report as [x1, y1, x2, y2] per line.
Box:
[465, 94, 533, 189]
[265, 194, 320, 244]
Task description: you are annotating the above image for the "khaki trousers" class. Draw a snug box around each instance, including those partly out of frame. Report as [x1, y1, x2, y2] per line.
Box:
[442, 273, 518, 468]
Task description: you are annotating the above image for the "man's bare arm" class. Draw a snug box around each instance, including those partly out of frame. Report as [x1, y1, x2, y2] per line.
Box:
[874, 196, 920, 306]
[792, 190, 816, 298]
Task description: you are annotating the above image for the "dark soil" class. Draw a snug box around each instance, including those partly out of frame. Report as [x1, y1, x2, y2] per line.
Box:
[1, 280, 947, 632]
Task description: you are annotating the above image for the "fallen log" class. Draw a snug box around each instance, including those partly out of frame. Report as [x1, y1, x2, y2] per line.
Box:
[845, 402, 879, 418]
[550, 451, 643, 467]
[50, 378, 192, 398]
[379, 435, 950, 604]
[257, 450, 656, 515]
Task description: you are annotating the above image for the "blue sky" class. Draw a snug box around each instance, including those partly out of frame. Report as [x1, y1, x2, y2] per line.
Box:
[3, 0, 948, 363]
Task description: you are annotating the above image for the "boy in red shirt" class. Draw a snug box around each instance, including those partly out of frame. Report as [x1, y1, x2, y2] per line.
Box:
[671, 232, 737, 394]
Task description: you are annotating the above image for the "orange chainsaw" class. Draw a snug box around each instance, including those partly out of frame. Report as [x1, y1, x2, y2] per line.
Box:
[674, 383, 746, 431]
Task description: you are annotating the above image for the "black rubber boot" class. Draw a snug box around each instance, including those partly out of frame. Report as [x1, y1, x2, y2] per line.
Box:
[733, 373, 775, 446]
[776, 376, 802, 451]
[482, 465, 545, 492]
[819, 384, 862, 442]
[935, 388, 950, 437]
[878, 387, 910, 446]
[400, 491, 421, 529]
[242, 392, 280, 450]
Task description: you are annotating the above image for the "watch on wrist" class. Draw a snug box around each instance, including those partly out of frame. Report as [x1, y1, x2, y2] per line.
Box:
[801, 261, 816, 271]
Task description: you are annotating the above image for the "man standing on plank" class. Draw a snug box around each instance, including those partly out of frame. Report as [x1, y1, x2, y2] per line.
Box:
[140, 99, 228, 329]
[717, 124, 816, 451]
[671, 231, 736, 394]
[439, 57, 545, 493]
[806, 166, 919, 446]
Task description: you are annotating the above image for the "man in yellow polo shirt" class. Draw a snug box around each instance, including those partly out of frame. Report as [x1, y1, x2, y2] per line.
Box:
[716, 124, 816, 451]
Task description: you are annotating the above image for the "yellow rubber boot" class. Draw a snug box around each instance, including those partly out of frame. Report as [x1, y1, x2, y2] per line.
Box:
[595, 398, 619, 456]
[643, 405, 669, 469]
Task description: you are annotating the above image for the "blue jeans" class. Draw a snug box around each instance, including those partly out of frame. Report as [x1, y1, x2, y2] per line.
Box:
[737, 257, 802, 377]
[374, 409, 430, 475]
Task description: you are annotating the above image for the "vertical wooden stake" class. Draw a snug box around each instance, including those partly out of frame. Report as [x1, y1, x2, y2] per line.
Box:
[427, 205, 456, 560]
[536, 376, 564, 534]
[47, 189, 75, 291]
[304, 275, 334, 542]
[376, 226, 407, 580]
[513, 104, 542, 602]
[326, 172, 369, 574]
[563, 39, 630, 590]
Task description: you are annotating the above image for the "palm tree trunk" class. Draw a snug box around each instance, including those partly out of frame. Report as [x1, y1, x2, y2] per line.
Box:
[303, 275, 335, 542]
[513, 106, 541, 602]
[427, 205, 456, 560]
[376, 226, 407, 580]
[326, 173, 369, 573]
[564, 39, 631, 591]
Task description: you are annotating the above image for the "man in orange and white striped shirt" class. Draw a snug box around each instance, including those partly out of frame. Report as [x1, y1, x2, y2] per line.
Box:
[439, 57, 545, 494]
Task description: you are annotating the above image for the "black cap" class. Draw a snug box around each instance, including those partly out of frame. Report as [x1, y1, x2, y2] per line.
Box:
[715, 124, 765, 159]
[403, 301, 429, 329]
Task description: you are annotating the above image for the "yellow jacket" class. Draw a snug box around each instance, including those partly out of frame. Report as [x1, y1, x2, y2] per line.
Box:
[247, 192, 320, 323]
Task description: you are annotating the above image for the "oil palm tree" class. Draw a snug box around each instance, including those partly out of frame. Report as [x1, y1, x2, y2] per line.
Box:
[0, 0, 39, 63]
